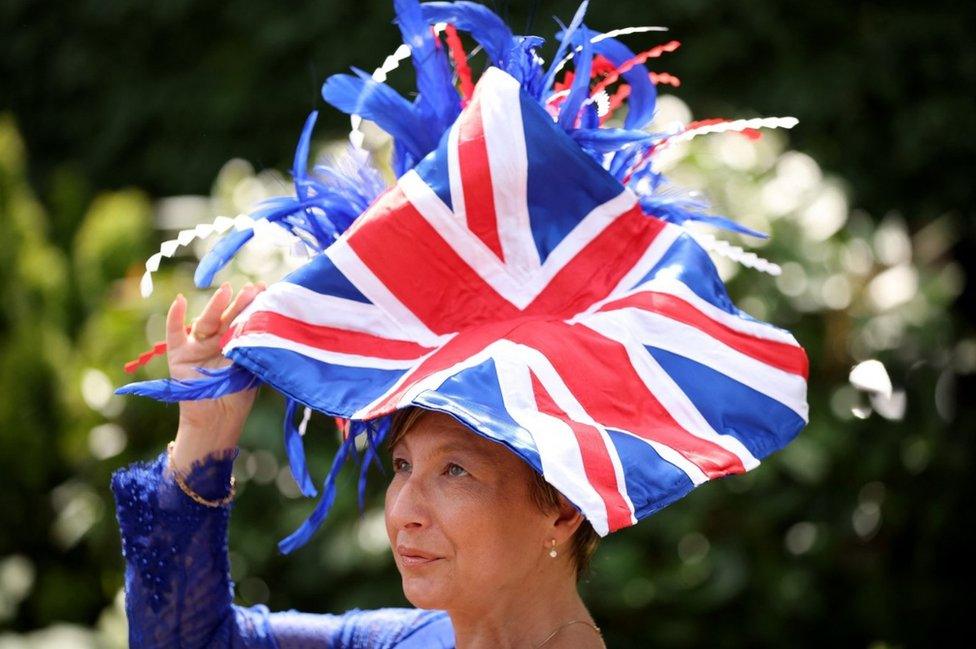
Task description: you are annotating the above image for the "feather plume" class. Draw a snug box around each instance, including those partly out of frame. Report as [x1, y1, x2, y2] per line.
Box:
[114, 364, 261, 402]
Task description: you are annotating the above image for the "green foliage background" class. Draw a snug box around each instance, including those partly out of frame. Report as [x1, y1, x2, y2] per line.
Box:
[1, 1, 973, 647]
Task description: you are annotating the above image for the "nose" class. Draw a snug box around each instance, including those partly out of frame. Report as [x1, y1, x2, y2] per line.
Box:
[385, 472, 431, 531]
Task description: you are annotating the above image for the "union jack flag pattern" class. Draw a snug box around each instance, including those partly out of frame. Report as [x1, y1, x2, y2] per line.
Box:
[118, 1, 812, 553]
[219, 67, 809, 540]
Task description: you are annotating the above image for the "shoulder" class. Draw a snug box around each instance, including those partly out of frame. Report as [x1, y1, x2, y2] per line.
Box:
[246, 604, 454, 649]
[335, 607, 454, 648]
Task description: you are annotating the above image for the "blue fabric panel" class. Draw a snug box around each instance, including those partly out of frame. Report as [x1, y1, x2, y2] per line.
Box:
[410, 357, 545, 475]
[412, 127, 455, 211]
[646, 346, 807, 459]
[281, 253, 371, 304]
[519, 89, 626, 264]
[228, 345, 405, 417]
[632, 231, 738, 314]
[604, 428, 696, 521]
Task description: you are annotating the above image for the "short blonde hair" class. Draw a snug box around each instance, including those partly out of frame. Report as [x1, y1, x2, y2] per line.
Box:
[386, 407, 600, 579]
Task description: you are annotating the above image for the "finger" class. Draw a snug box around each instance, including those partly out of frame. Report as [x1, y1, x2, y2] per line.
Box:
[220, 282, 260, 327]
[192, 282, 233, 339]
[165, 293, 188, 350]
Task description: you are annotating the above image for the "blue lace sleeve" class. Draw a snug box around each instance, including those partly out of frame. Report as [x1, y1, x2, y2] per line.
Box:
[111, 448, 454, 649]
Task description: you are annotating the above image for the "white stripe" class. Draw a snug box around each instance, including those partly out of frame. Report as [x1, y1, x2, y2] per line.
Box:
[399, 171, 531, 308]
[326, 237, 444, 347]
[349, 334, 710, 532]
[408, 158, 651, 311]
[382, 336, 648, 533]
[583, 309, 809, 420]
[572, 230, 804, 348]
[577, 318, 761, 470]
[477, 67, 541, 277]
[223, 332, 424, 370]
[602, 221, 683, 302]
[493, 350, 612, 536]
[404, 170, 647, 309]
[501, 343, 637, 527]
[505, 341, 708, 490]
[602, 277, 802, 347]
[525, 188, 640, 296]
[245, 281, 420, 342]
[360, 337, 616, 535]
[351, 335, 509, 419]
[446, 120, 467, 228]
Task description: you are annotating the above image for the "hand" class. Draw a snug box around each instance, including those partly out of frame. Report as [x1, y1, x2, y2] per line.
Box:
[166, 281, 266, 474]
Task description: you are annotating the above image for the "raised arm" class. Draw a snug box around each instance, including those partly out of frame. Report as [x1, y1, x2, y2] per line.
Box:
[113, 285, 453, 648]
[110, 282, 286, 647]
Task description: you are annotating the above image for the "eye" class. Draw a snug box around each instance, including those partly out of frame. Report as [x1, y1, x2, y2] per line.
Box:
[392, 457, 411, 473]
[445, 463, 468, 478]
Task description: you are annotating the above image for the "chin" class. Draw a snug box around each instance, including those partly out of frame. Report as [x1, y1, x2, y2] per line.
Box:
[399, 573, 452, 610]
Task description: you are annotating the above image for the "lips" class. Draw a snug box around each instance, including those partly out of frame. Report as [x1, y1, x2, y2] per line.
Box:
[396, 545, 442, 566]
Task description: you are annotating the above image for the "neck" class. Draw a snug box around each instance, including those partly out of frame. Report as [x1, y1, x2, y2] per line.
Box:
[446, 566, 601, 649]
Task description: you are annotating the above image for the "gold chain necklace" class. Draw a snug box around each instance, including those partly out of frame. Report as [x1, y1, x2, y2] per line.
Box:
[532, 619, 604, 648]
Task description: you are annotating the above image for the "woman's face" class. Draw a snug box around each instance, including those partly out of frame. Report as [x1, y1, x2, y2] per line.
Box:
[385, 410, 554, 611]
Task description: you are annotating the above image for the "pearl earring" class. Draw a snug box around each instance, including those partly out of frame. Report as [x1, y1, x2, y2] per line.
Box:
[549, 539, 558, 558]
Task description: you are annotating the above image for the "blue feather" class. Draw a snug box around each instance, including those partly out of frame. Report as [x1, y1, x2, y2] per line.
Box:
[310, 148, 385, 213]
[420, 1, 515, 68]
[609, 138, 659, 180]
[353, 417, 391, 514]
[115, 364, 261, 402]
[394, 0, 461, 131]
[357, 438, 378, 515]
[638, 194, 769, 239]
[194, 228, 255, 289]
[193, 112, 374, 285]
[571, 127, 655, 152]
[291, 111, 333, 248]
[292, 112, 315, 190]
[542, 1, 589, 96]
[246, 197, 336, 250]
[558, 24, 593, 131]
[283, 398, 318, 498]
[391, 138, 420, 178]
[625, 161, 666, 194]
[591, 35, 657, 131]
[503, 36, 547, 93]
[321, 68, 437, 162]
[276, 414, 394, 552]
[278, 430, 358, 555]
[292, 149, 387, 237]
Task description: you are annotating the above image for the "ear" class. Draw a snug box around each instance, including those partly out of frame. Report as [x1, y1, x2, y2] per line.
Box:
[550, 493, 585, 546]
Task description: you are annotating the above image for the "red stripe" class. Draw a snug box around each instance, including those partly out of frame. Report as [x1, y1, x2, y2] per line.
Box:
[504, 320, 746, 479]
[525, 205, 664, 318]
[444, 24, 474, 103]
[346, 187, 520, 334]
[362, 317, 745, 479]
[236, 310, 434, 360]
[598, 291, 809, 378]
[457, 95, 505, 260]
[530, 372, 634, 532]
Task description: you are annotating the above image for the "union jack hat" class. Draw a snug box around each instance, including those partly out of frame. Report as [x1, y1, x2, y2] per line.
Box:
[119, 0, 809, 554]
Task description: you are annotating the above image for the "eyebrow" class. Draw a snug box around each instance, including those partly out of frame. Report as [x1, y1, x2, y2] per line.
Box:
[392, 440, 482, 460]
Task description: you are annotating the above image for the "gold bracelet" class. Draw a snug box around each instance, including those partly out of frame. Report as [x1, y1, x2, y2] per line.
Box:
[166, 441, 236, 508]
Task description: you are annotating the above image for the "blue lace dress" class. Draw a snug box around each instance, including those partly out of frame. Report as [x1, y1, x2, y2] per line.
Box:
[111, 448, 455, 648]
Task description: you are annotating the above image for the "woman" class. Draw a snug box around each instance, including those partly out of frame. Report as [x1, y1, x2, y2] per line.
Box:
[113, 2, 810, 647]
[113, 283, 603, 647]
